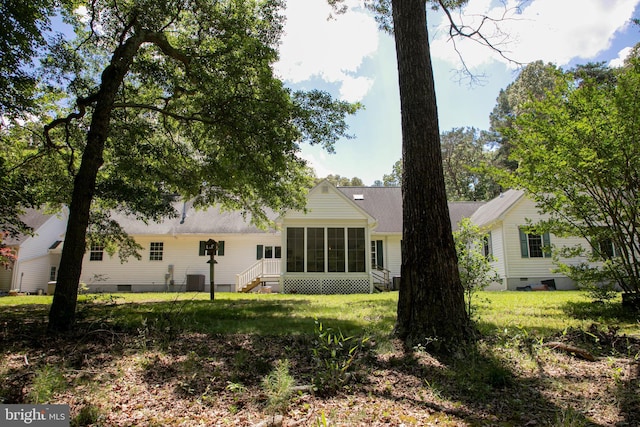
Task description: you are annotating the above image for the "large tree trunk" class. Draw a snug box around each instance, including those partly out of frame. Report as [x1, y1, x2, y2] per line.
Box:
[48, 34, 145, 333]
[392, 0, 472, 349]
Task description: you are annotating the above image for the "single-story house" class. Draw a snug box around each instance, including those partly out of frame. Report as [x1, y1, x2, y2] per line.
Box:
[1, 182, 596, 294]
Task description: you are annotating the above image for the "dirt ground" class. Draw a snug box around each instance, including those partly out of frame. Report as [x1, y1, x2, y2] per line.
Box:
[1, 308, 639, 426]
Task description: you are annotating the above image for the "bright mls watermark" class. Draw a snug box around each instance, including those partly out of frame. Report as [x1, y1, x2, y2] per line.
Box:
[1, 405, 69, 426]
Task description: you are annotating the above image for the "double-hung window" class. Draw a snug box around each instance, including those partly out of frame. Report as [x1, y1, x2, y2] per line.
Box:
[256, 245, 282, 259]
[595, 237, 617, 259]
[89, 243, 104, 261]
[482, 232, 493, 259]
[149, 242, 164, 261]
[519, 228, 551, 258]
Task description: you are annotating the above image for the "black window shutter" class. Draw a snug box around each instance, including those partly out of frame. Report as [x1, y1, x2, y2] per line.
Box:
[256, 244, 263, 260]
[217, 241, 225, 256]
[542, 233, 551, 258]
[199, 241, 206, 256]
[519, 228, 529, 258]
[376, 240, 384, 267]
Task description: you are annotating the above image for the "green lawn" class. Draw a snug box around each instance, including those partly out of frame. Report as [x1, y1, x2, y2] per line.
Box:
[1, 290, 639, 426]
[2, 290, 637, 339]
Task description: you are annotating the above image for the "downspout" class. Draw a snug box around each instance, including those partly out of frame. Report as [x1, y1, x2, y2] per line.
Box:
[180, 201, 187, 224]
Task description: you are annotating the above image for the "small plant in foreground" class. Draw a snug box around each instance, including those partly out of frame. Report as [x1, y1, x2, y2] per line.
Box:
[262, 359, 295, 414]
[72, 403, 103, 427]
[311, 320, 370, 395]
[28, 365, 67, 404]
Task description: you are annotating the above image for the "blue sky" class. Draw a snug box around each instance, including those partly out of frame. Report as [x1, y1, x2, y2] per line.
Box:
[274, 0, 640, 185]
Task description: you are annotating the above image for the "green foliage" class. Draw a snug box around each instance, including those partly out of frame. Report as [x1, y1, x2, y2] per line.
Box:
[441, 127, 501, 201]
[311, 320, 370, 395]
[0, 0, 64, 116]
[71, 404, 103, 427]
[382, 126, 501, 199]
[453, 218, 499, 317]
[552, 257, 618, 303]
[262, 359, 295, 414]
[318, 174, 364, 187]
[4, 0, 360, 263]
[496, 58, 640, 295]
[28, 365, 67, 403]
[489, 61, 562, 172]
[382, 159, 402, 187]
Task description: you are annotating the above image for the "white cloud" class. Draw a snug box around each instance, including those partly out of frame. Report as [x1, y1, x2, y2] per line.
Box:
[609, 46, 633, 68]
[430, 0, 640, 69]
[339, 75, 374, 102]
[274, 0, 380, 101]
[298, 149, 335, 178]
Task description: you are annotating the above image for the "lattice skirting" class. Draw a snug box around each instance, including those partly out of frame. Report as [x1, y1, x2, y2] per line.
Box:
[283, 277, 371, 294]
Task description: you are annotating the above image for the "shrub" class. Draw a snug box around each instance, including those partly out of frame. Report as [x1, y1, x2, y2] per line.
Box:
[311, 320, 370, 395]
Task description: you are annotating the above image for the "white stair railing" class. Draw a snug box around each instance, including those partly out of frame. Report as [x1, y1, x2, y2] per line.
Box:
[235, 259, 281, 292]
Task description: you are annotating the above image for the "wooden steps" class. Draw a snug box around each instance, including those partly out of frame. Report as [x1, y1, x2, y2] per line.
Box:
[240, 277, 263, 293]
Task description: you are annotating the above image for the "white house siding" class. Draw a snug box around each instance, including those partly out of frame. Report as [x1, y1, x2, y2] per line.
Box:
[10, 214, 67, 294]
[285, 184, 374, 222]
[485, 225, 507, 291]
[501, 197, 584, 290]
[281, 184, 376, 294]
[81, 233, 280, 293]
[373, 233, 401, 286]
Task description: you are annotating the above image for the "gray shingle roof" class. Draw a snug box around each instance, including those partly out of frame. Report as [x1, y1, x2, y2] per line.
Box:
[15, 187, 492, 239]
[3, 209, 54, 246]
[114, 202, 276, 235]
[470, 189, 525, 227]
[337, 186, 485, 232]
[338, 187, 402, 233]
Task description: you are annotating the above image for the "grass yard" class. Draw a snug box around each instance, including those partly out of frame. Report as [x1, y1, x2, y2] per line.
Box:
[1, 291, 639, 426]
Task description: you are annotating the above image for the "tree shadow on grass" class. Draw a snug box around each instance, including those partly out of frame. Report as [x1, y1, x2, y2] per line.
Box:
[561, 300, 639, 330]
[72, 295, 397, 338]
[1, 297, 637, 426]
[371, 339, 607, 426]
[616, 360, 640, 426]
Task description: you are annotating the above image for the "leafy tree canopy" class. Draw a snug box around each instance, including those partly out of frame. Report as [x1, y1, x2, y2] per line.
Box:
[441, 127, 500, 201]
[496, 52, 640, 295]
[378, 128, 500, 200]
[316, 175, 364, 187]
[2, 0, 360, 331]
[6, 0, 359, 231]
[488, 61, 561, 171]
[381, 159, 402, 187]
[0, 0, 60, 117]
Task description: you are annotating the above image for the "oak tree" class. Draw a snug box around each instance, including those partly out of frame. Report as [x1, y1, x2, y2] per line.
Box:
[8, 0, 358, 332]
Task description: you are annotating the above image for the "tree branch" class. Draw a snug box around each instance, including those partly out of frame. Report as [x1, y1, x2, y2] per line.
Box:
[43, 92, 100, 174]
[112, 102, 218, 125]
[437, 0, 525, 81]
[143, 31, 191, 69]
